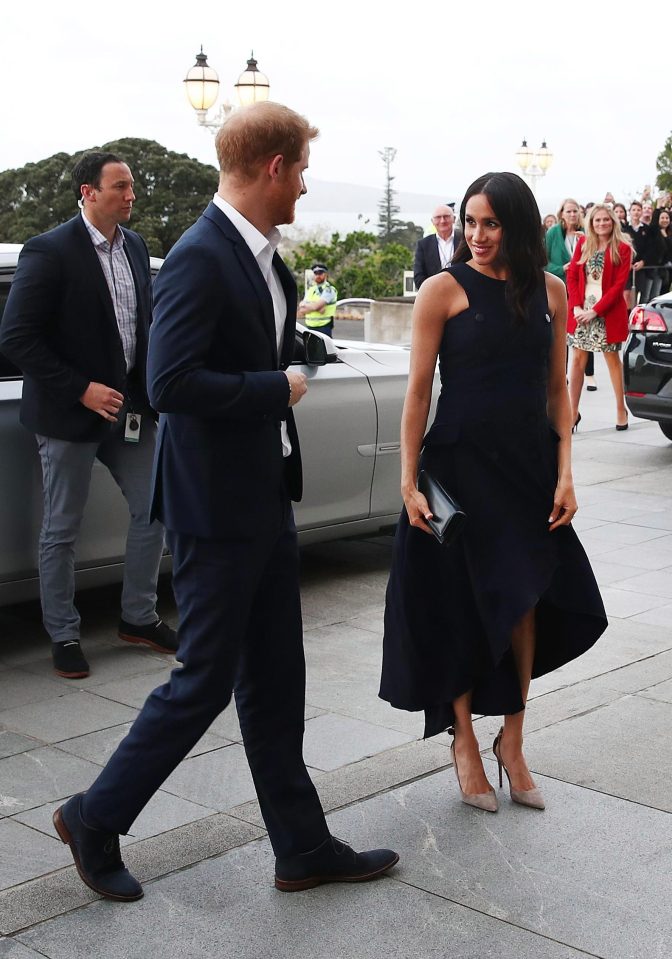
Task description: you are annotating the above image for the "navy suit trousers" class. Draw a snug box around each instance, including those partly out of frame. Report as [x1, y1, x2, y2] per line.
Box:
[82, 505, 329, 858]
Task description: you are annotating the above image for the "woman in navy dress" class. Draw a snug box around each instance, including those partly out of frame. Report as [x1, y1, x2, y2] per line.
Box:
[380, 173, 607, 813]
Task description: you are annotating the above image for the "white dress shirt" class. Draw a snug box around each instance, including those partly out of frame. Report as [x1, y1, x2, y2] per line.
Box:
[436, 233, 455, 269]
[212, 194, 291, 456]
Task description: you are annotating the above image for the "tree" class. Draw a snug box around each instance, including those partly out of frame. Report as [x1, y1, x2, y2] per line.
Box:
[377, 147, 402, 242]
[0, 139, 218, 257]
[376, 147, 422, 251]
[656, 131, 672, 194]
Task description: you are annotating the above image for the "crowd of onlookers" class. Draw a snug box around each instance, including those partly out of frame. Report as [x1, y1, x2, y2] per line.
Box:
[543, 190, 672, 303]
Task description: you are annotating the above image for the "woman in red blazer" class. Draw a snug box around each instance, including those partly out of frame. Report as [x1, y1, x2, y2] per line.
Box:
[566, 204, 633, 429]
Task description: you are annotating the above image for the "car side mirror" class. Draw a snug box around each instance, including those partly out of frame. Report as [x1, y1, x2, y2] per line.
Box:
[303, 330, 329, 366]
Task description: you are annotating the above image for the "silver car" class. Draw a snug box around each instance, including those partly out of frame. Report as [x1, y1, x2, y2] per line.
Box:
[0, 246, 429, 606]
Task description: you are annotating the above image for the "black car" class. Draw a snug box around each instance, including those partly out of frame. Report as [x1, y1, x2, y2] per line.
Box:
[623, 293, 672, 441]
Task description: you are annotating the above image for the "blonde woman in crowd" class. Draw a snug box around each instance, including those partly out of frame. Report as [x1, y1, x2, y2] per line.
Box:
[567, 204, 632, 430]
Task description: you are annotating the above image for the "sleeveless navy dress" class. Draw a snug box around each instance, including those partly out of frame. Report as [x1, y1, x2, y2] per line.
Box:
[380, 263, 607, 738]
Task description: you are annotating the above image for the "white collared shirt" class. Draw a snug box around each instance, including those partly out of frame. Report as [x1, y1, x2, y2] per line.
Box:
[212, 194, 291, 456]
[81, 212, 137, 372]
[436, 233, 455, 269]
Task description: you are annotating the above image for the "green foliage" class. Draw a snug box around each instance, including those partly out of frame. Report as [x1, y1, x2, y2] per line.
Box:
[0, 139, 218, 257]
[286, 232, 412, 299]
[656, 131, 672, 193]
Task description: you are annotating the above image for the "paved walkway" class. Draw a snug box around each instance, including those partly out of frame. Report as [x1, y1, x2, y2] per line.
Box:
[1, 379, 671, 958]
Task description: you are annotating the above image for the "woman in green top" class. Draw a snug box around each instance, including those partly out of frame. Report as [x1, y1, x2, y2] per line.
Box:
[545, 199, 596, 390]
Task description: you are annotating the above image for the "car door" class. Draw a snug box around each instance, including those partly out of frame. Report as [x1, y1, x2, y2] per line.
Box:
[290, 348, 377, 532]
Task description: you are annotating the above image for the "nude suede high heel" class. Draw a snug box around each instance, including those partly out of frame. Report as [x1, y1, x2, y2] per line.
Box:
[448, 728, 498, 813]
[493, 727, 545, 810]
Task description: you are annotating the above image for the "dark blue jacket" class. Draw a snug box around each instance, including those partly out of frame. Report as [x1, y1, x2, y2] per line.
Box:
[147, 202, 301, 539]
[0, 214, 152, 441]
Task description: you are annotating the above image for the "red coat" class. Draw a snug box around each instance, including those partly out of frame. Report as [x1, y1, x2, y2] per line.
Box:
[566, 237, 632, 343]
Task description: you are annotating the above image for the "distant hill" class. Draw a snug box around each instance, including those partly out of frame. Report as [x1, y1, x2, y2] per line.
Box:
[302, 177, 452, 214]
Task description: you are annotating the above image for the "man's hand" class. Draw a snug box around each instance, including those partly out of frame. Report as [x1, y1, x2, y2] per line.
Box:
[285, 371, 307, 407]
[80, 382, 124, 421]
[633, 260, 644, 272]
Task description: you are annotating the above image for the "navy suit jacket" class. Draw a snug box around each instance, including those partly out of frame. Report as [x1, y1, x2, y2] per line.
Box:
[0, 214, 152, 442]
[148, 202, 301, 539]
[413, 230, 462, 289]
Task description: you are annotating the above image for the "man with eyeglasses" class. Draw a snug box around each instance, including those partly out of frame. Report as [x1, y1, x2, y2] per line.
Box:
[413, 203, 462, 289]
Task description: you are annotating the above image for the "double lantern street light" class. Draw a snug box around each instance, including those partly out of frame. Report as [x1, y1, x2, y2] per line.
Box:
[515, 138, 553, 193]
[184, 47, 270, 132]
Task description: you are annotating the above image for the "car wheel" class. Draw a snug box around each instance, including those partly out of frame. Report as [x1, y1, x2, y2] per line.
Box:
[659, 422, 672, 442]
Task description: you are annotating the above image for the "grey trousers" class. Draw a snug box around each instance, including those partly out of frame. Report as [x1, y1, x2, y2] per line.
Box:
[36, 413, 165, 644]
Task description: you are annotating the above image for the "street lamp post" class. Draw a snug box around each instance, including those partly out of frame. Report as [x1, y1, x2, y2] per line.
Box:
[515, 138, 553, 193]
[184, 48, 270, 133]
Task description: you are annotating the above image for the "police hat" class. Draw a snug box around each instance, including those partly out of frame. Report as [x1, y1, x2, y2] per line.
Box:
[312, 263, 328, 274]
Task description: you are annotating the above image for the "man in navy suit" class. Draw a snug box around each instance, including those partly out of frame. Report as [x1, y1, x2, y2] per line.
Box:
[0, 153, 177, 679]
[413, 203, 462, 289]
[53, 103, 398, 901]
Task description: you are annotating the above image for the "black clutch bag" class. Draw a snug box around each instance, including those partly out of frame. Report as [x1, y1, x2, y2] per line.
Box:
[417, 469, 467, 546]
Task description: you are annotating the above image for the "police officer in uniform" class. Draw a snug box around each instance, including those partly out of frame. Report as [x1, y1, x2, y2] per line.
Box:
[298, 263, 337, 336]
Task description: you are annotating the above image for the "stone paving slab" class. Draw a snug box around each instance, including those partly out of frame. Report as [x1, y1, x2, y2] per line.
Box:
[80, 668, 176, 710]
[0, 670, 66, 712]
[161, 743, 258, 811]
[53, 720, 231, 767]
[613, 567, 672, 599]
[0, 939, 46, 958]
[589, 558, 649, 586]
[526, 617, 672, 698]
[604, 466, 672, 495]
[0, 730, 40, 762]
[12, 788, 216, 847]
[524, 694, 672, 812]
[0, 819, 70, 890]
[302, 713, 412, 770]
[327, 771, 672, 959]
[572, 458, 649, 486]
[631, 603, 672, 627]
[13, 841, 594, 959]
[230, 738, 452, 829]
[638, 677, 672, 704]
[0, 748, 103, 818]
[0, 693, 138, 744]
[307, 674, 425, 737]
[597, 541, 672, 571]
[579, 522, 670, 548]
[596, 585, 669, 619]
[0, 814, 264, 936]
[19, 646, 174, 690]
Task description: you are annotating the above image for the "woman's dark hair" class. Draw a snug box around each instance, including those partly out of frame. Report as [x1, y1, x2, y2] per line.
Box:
[651, 207, 671, 234]
[71, 151, 123, 202]
[452, 172, 546, 322]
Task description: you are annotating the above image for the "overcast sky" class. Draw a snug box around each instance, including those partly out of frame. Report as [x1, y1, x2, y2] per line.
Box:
[2, 0, 669, 217]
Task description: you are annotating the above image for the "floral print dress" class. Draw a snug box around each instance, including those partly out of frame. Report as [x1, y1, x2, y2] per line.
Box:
[567, 251, 621, 353]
